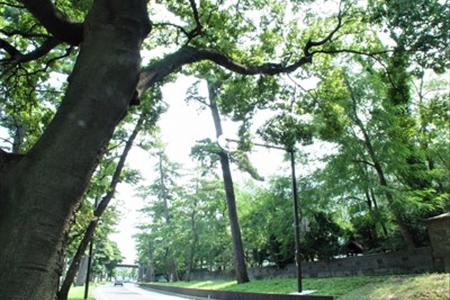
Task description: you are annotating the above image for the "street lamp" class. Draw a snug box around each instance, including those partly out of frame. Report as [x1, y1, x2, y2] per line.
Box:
[84, 197, 98, 300]
[217, 135, 303, 293]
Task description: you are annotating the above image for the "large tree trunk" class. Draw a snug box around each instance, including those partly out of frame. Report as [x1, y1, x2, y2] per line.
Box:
[0, 1, 150, 299]
[207, 81, 250, 284]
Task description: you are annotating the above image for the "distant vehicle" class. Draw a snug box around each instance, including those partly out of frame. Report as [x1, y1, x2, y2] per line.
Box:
[114, 278, 124, 286]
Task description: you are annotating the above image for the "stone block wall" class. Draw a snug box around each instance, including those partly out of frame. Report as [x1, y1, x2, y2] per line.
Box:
[186, 247, 434, 281]
[155, 214, 449, 283]
[426, 212, 450, 272]
[248, 247, 433, 279]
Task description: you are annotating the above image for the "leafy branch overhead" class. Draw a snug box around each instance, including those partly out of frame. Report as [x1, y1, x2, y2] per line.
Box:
[2, 0, 394, 97]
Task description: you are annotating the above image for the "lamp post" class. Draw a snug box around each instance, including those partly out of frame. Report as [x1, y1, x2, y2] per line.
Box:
[84, 197, 98, 300]
[217, 136, 302, 293]
[83, 233, 94, 300]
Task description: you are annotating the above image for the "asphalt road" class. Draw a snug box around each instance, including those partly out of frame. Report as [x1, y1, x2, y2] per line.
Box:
[94, 283, 197, 300]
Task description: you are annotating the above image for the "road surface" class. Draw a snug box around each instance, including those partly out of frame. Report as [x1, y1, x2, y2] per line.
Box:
[94, 283, 200, 300]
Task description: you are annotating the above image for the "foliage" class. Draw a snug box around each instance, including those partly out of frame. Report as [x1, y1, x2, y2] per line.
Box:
[135, 164, 234, 279]
[302, 211, 343, 261]
[238, 177, 296, 268]
[91, 240, 123, 280]
[1, 0, 448, 298]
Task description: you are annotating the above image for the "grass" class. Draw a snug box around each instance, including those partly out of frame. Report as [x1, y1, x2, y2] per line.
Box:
[143, 273, 450, 300]
[67, 285, 95, 300]
[337, 273, 450, 300]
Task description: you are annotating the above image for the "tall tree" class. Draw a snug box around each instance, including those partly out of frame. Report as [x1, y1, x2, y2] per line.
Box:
[206, 79, 249, 283]
[137, 147, 182, 282]
[187, 73, 270, 282]
[183, 171, 200, 282]
[157, 152, 180, 282]
[344, 74, 417, 247]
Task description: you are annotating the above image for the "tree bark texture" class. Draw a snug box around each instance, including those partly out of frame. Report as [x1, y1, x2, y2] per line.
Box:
[207, 81, 250, 284]
[0, 1, 150, 299]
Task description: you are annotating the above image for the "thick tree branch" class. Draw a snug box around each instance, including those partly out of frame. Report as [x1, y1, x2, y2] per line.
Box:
[138, 45, 313, 93]
[0, 37, 63, 63]
[18, 0, 83, 45]
[136, 3, 350, 94]
[137, 4, 382, 102]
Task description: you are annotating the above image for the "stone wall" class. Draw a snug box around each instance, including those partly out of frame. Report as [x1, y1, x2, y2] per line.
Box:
[186, 247, 434, 281]
[426, 212, 450, 272]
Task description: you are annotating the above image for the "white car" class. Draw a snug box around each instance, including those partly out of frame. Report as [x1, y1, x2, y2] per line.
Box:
[114, 278, 124, 286]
